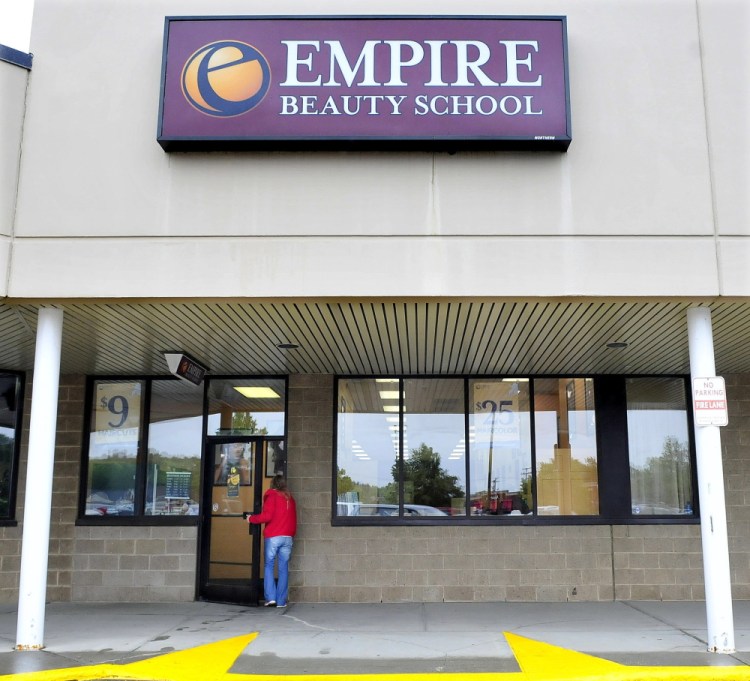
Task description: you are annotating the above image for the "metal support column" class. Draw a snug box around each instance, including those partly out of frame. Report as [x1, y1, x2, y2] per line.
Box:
[15, 307, 64, 650]
[687, 306, 735, 653]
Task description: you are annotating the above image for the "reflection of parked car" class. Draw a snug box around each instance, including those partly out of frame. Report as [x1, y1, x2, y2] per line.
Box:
[338, 502, 447, 517]
[632, 504, 686, 515]
[403, 504, 448, 516]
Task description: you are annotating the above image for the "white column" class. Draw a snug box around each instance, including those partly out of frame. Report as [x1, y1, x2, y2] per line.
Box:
[15, 307, 63, 650]
[687, 307, 735, 653]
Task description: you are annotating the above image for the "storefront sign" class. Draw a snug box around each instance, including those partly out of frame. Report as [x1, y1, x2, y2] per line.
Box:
[158, 16, 571, 151]
[164, 352, 206, 385]
[693, 376, 728, 427]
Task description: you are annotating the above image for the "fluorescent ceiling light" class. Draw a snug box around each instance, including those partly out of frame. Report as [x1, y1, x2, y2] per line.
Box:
[234, 386, 280, 399]
[379, 390, 401, 399]
[376, 378, 399, 383]
[382, 406, 399, 412]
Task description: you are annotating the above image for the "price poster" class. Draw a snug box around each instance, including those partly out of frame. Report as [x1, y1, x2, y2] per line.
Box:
[93, 381, 142, 446]
[472, 382, 521, 448]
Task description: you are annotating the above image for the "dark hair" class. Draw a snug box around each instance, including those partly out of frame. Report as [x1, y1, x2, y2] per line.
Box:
[271, 474, 290, 498]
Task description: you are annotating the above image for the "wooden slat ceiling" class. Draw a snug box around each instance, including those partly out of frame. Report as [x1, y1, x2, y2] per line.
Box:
[1, 299, 749, 377]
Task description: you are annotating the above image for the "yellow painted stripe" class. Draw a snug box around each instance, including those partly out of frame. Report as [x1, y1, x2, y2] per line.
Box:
[3, 631, 750, 681]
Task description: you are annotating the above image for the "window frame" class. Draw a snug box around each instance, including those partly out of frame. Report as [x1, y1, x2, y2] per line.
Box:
[78, 375, 202, 526]
[0, 370, 25, 526]
[332, 374, 699, 527]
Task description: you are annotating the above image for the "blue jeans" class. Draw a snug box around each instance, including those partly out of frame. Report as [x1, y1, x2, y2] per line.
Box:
[263, 535, 293, 605]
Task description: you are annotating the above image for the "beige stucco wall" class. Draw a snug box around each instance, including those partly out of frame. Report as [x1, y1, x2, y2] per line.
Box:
[4, 0, 747, 300]
[0, 57, 28, 297]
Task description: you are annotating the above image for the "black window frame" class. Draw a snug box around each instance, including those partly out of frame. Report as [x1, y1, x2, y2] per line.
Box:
[0, 370, 25, 526]
[332, 374, 699, 527]
[78, 375, 203, 527]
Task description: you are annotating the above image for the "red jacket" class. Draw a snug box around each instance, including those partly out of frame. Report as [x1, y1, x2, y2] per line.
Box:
[249, 488, 297, 538]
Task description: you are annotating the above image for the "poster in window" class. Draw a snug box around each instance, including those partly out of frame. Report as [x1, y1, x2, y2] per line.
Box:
[226, 465, 241, 498]
[472, 382, 521, 448]
[93, 382, 142, 446]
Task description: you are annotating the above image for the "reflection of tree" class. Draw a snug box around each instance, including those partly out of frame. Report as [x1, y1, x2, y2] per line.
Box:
[231, 413, 268, 434]
[536, 455, 598, 515]
[391, 443, 463, 508]
[630, 436, 691, 511]
[89, 450, 201, 502]
[337, 468, 356, 495]
[520, 473, 533, 511]
[336, 467, 386, 504]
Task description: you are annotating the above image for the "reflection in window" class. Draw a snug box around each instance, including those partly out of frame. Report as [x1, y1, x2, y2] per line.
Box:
[469, 379, 532, 516]
[207, 378, 286, 436]
[627, 377, 694, 516]
[404, 379, 465, 515]
[336, 379, 399, 516]
[85, 380, 143, 516]
[0, 373, 22, 520]
[534, 378, 599, 516]
[145, 380, 203, 516]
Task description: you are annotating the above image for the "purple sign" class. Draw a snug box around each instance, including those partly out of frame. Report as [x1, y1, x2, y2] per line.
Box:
[158, 17, 571, 151]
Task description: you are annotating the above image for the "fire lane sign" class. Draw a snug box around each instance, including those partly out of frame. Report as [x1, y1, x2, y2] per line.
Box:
[692, 376, 728, 427]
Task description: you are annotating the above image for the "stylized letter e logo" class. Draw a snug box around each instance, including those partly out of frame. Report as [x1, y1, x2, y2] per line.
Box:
[182, 40, 271, 117]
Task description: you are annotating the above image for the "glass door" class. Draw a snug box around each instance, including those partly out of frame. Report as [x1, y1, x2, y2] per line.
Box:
[198, 436, 287, 604]
[199, 438, 261, 604]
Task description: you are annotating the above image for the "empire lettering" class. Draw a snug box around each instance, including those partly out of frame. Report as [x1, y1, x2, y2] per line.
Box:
[280, 39, 543, 88]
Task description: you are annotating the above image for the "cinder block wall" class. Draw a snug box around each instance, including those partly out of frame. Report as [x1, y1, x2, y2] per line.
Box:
[71, 525, 197, 601]
[725, 374, 750, 599]
[0, 374, 83, 603]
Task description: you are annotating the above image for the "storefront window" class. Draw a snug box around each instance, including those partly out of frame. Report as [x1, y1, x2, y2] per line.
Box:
[332, 374, 695, 525]
[627, 377, 694, 516]
[145, 379, 203, 516]
[336, 378, 400, 517]
[82, 375, 287, 522]
[469, 379, 532, 516]
[404, 379, 466, 516]
[534, 378, 599, 516]
[0, 372, 23, 521]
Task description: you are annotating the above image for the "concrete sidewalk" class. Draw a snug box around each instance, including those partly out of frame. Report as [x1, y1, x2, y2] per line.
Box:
[0, 600, 749, 677]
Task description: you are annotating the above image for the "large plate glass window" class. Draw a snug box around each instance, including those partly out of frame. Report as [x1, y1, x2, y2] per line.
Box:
[534, 378, 599, 516]
[85, 380, 144, 516]
[334, 375, 696, 524]
[83, 378, 203, 519]
[0, 372, 23, 521]
[336, 378, 399, 517]
[145, 380, 203, 516]
[626, 377, 694, 516]
[469, 379, 532, 516]
[403, 378, 465, 516]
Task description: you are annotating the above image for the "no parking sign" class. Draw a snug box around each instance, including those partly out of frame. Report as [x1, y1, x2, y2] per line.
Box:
[692, 376, 728, 427]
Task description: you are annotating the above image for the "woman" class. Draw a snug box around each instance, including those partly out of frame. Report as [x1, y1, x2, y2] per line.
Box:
[247, 474, 297, 607]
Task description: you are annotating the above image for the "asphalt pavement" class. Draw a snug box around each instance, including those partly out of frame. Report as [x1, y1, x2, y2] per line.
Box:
[1, 600, 750, 677]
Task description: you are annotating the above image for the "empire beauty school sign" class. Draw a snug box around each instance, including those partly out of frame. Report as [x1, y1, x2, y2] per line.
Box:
[157, 16, 571, 151]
